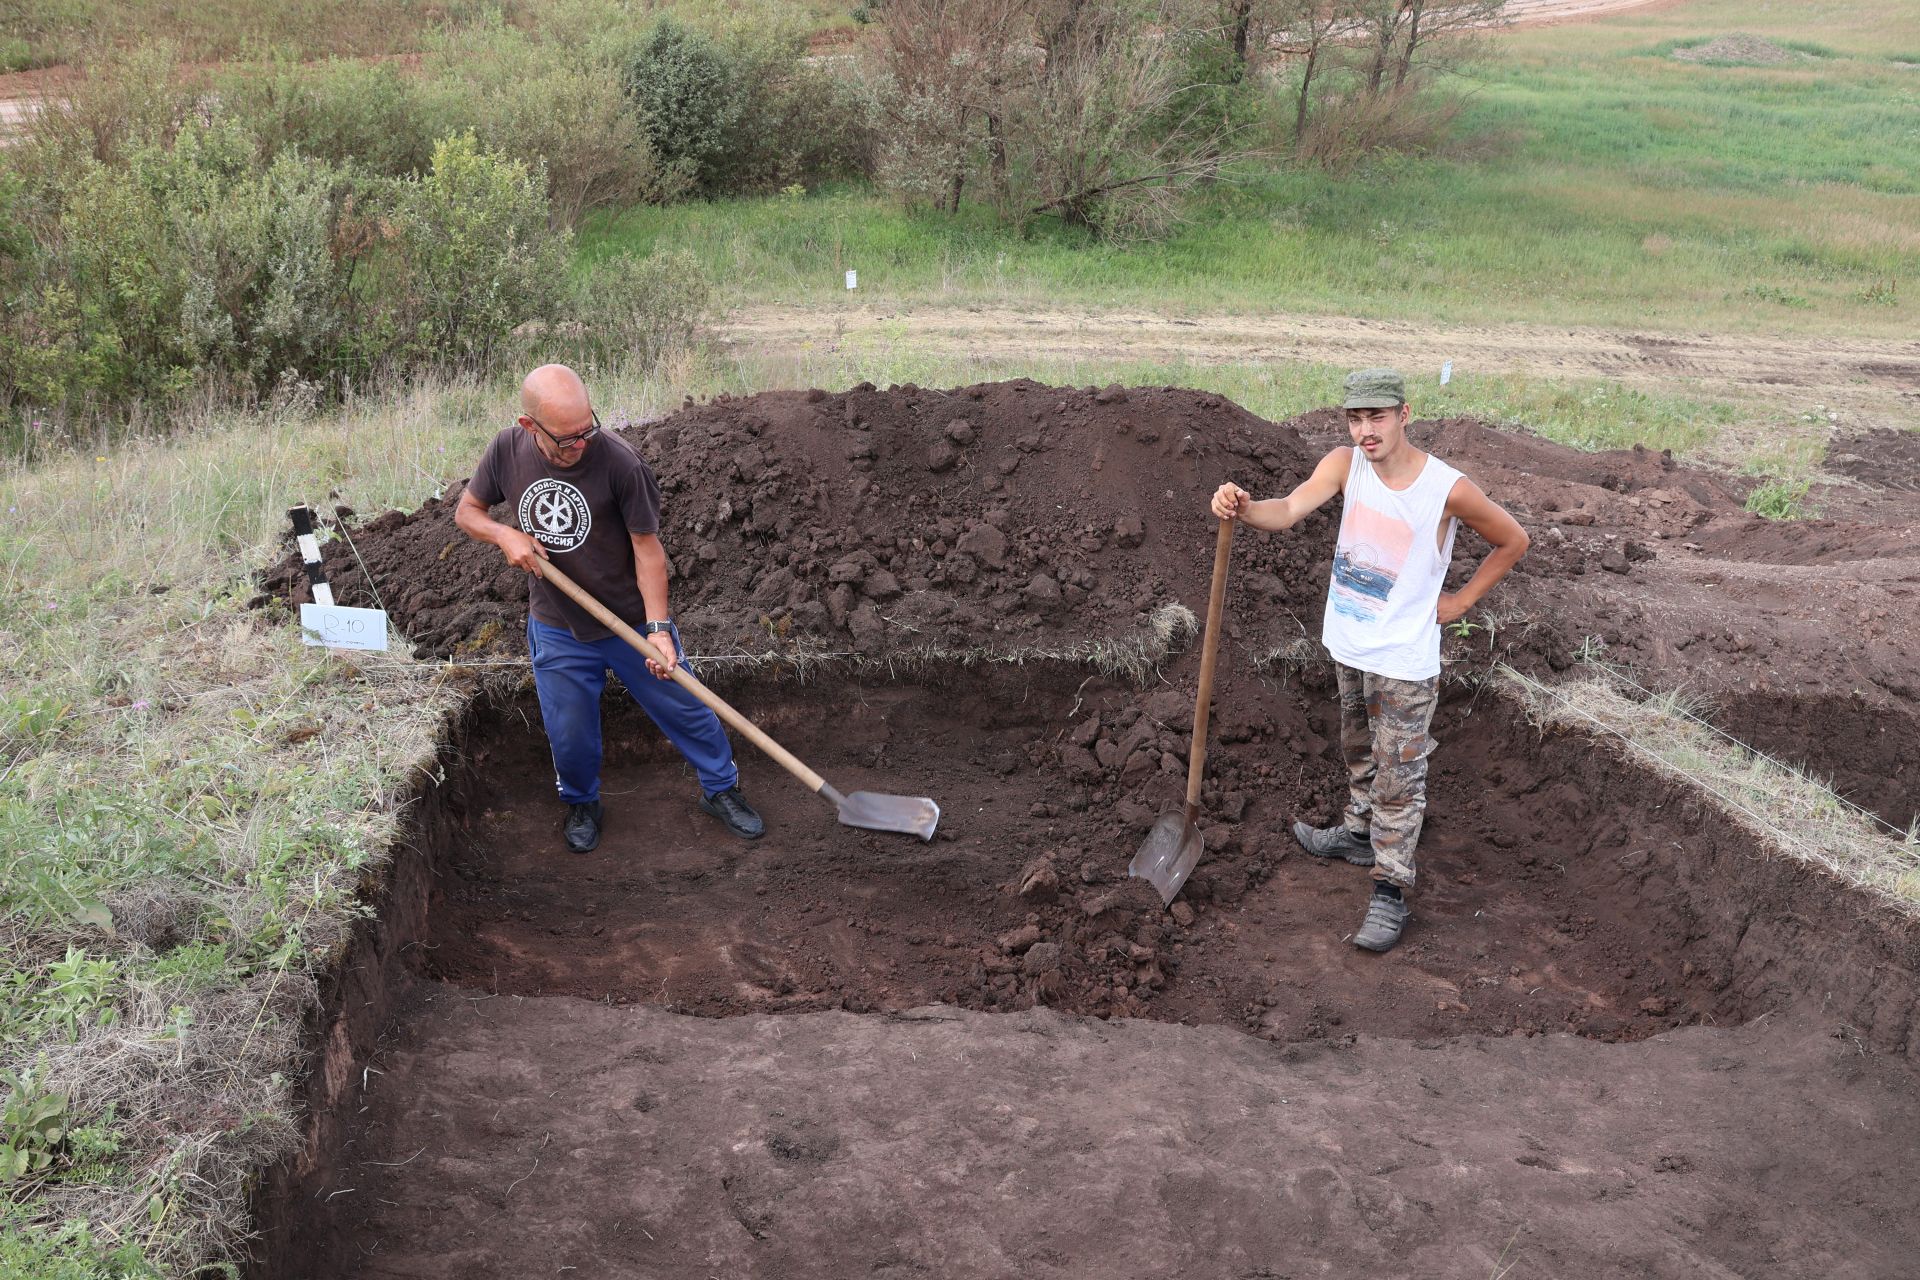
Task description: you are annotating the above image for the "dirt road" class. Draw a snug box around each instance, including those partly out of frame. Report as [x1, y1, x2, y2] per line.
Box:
[0, 95, 35, 139]
[720, 302, 1920, 417]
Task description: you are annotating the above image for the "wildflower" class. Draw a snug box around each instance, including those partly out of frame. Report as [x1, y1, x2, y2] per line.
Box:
[132, 700, 150, 711]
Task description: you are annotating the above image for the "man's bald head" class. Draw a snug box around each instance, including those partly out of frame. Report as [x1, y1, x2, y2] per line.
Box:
[521, 364, 590, 423]
[517, 364, 597, 466]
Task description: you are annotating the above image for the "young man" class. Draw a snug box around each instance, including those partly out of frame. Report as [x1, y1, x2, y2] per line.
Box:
[1210, 368, 1528, 952]
[455, 364, 765, 853]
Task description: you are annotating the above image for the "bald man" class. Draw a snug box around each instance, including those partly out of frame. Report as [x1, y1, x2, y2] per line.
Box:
[455, 365, 764, 852]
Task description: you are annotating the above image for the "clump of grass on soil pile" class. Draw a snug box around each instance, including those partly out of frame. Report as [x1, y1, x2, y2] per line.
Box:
[1503, 667, 1920, 909]
[0, 381, 530, 1273]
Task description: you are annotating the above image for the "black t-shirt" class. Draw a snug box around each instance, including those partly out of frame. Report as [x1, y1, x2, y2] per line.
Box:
[466, 427, 663, 642]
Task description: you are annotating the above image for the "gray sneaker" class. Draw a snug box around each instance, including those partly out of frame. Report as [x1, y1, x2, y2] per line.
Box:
[1292, 820, 1375, 866]
[1353, 891, 1410, 953]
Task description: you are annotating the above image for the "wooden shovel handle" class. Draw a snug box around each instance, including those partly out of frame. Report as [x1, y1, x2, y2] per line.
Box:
[1184, 518, 1234, 819]
[532, 559, 830, 796]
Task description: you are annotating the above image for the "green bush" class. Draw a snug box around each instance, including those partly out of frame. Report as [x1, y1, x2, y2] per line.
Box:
[622, 18, 747, 193]
[48, 156, 195, 402]
[9, 44, 197, 185]
[2, 118, 371, 408]
[1, 36, 38, 73]
[424, 40, 690, 226]
[565, 247, 710, 371]
[215, 40, 683, 229]
[216, 58, 440, 179]
[165, 134, 363, 393]
[391, 132, 572, 367]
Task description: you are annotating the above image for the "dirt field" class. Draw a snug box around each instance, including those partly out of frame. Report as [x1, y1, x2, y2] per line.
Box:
[720, 303, 1920, 418]
[250, 380, 1920, 1277]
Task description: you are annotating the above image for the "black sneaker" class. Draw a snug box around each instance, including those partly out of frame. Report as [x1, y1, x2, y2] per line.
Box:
[1354, 890, 1410, 952]
[699, 786, 765, 840]
[1292, 820, 1375, 865]
[564, 800, 603, 854]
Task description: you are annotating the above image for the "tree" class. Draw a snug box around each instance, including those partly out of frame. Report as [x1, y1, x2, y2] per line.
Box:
[870, 0, 1036, 213]
[1353, 0, 1507, 93]
[1014, 1, 1256, 239]
[1269, 0, 1355, 142]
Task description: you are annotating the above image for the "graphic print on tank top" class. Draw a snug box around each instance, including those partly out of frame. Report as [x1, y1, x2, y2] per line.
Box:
[1329, 500, 1415, 623]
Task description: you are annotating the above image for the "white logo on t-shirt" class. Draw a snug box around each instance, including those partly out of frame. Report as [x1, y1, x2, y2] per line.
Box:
[518, 479, 591, 552]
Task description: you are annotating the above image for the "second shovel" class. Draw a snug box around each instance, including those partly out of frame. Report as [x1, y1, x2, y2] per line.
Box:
[1129, 516, 1234, 906]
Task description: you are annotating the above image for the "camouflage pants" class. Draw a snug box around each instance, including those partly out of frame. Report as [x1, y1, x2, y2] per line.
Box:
[1335, 662, 1440, 890]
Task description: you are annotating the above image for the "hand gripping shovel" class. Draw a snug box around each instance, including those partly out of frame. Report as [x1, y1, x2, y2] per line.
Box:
[535, 560, 941, 841]
[1129, 518, 1233, 905]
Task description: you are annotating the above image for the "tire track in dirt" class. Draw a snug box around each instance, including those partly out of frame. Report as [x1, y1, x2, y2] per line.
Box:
[720, 303, 1920, 417]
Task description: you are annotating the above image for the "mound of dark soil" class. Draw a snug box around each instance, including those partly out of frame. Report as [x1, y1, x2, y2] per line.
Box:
[260, 380, 1335, 665]
[258, 379, 1920, 826]
[1825, 428, 1920, 494]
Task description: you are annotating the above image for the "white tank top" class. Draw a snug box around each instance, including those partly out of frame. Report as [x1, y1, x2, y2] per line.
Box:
[1321, 448, 1463, 681]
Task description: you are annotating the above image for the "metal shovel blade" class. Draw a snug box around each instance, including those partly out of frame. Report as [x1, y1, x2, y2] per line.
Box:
[838, 791, 942, 841]
[1129, 810, 1203, 906]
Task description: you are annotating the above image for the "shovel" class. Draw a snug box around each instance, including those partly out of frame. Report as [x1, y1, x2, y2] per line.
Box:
[535, 560, 941, 841]
[1129, 517, 1234, 905]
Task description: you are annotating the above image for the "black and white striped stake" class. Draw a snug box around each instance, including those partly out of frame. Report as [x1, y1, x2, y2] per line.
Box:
[288, 505, 333, 607]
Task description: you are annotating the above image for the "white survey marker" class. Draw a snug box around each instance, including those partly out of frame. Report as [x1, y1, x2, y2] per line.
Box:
[300, 604, 390, 651]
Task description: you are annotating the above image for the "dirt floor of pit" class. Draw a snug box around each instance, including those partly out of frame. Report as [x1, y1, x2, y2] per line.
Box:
[257, 660, 1920, 1278]
[276, 1000, 1920, 1279]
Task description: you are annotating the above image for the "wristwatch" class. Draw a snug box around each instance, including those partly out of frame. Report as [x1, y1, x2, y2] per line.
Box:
[644, 620, 674, 636]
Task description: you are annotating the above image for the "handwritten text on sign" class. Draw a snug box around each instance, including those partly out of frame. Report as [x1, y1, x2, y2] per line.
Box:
[300, 604, 390, 651]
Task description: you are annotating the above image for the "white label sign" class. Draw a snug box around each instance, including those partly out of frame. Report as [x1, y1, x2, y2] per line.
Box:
[300, 604, 390, 651]
[845, 269, 858, 290]
[1440, 359, 1454, 385]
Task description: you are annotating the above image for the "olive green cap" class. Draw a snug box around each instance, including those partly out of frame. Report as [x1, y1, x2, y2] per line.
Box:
[1342, 367, 1406, 409]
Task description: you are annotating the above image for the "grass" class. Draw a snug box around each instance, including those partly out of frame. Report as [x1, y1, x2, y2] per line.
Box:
[0, 382, 510, 1273]
[1503, 666, 1920, 910]
[1744, 476, 1814, 519]
[579, 0, 1918, 338]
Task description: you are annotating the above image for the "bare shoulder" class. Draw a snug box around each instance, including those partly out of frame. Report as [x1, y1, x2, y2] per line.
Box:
[1315, 446, 1353, 492]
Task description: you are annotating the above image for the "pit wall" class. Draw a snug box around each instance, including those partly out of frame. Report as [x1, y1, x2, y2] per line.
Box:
[1454, 686, 1920, 1058]
[1712, 692, 1919, 833]
[243, 668, 1920, 1275]
[242, 700, 486, 1280]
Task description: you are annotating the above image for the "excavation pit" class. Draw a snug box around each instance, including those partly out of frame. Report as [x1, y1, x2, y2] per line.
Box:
[425, 669, 1736, 1042]
[247, 378, 1920, 1276]
[253, 662, 1920, 1279]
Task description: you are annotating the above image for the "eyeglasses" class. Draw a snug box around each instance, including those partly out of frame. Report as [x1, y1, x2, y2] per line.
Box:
[527, 409, 602, 449]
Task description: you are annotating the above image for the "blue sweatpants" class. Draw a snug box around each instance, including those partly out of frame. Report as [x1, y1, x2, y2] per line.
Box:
[527, 618, 739, 803]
